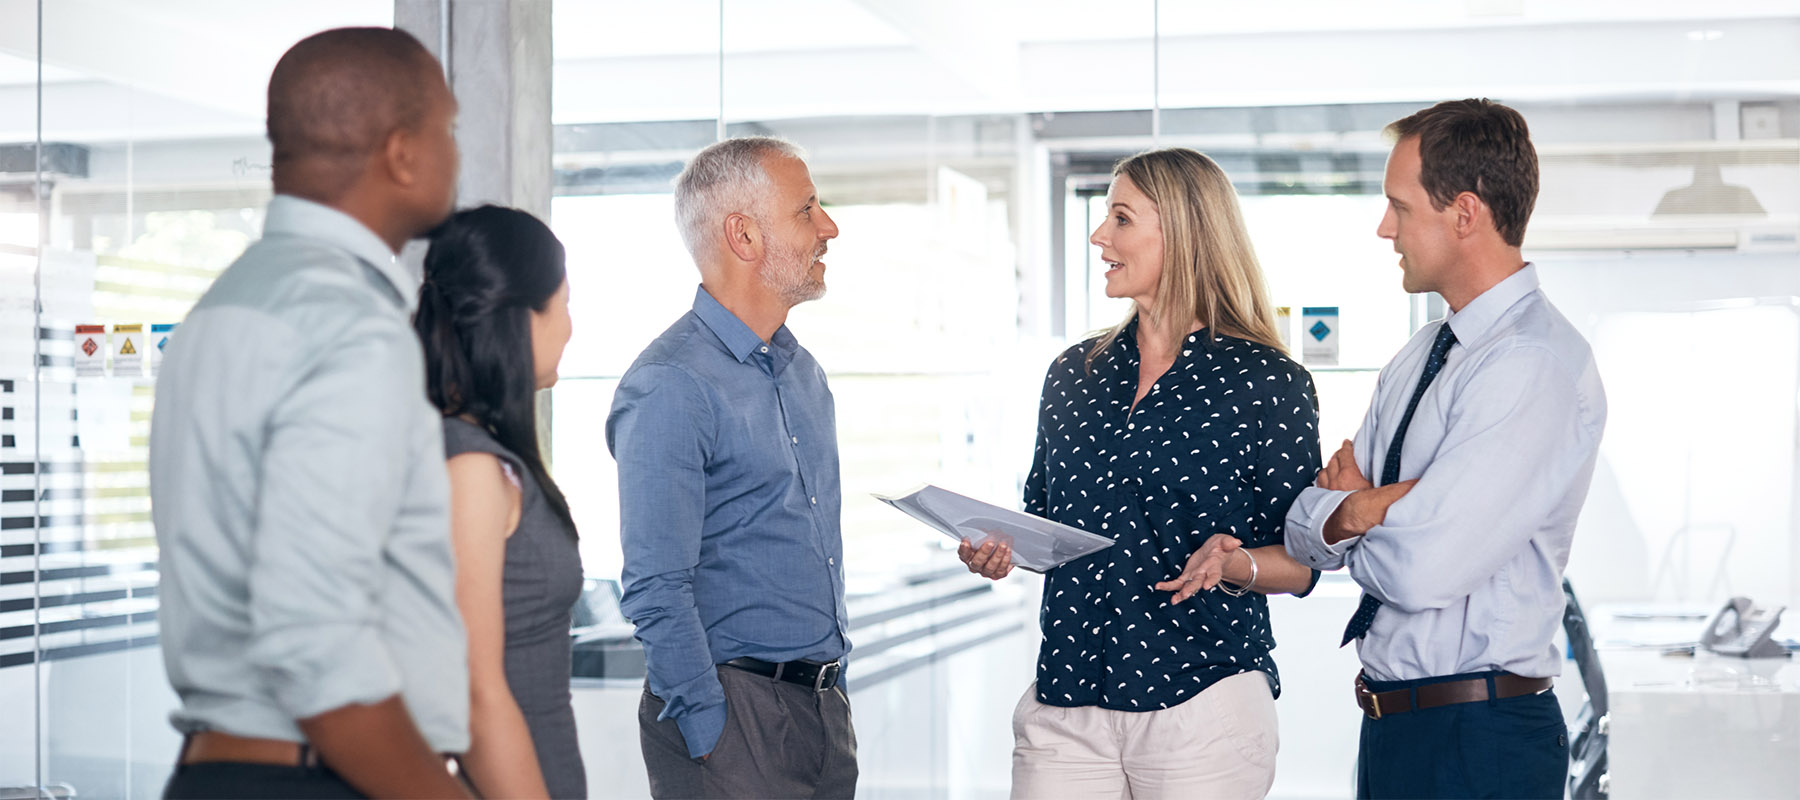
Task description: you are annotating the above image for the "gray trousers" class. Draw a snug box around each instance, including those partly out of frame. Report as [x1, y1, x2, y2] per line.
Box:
[640, 665, 858, 799]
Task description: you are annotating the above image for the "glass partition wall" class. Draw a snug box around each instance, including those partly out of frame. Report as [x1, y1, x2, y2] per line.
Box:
[547, 4, 1800, 799]
[3, 2, 1798, 798]
[0, 3, 394, 797]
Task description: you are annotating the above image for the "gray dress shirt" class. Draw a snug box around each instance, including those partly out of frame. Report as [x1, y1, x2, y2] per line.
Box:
[1286, 265, 1607, 682]
[149, 195, 468, 751]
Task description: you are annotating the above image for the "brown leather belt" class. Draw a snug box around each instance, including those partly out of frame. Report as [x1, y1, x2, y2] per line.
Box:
[180, 731, 320, 767]
[1355, 673, 1552, 720]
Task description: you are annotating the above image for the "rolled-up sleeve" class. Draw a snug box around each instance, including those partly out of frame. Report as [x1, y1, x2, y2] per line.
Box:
[1256, 368, 1323, 595]
[607, 362, 724, 758]
[1285, 376, 1383, 572]
[1284, 487, 1355, 570]
[245, 317, 417, 720]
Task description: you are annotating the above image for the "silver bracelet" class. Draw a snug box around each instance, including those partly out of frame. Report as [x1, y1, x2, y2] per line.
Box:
[1218, 549, 1258, 597]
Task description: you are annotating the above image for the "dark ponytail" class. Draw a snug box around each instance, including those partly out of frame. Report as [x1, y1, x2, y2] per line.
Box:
[415, 205, 575, 534]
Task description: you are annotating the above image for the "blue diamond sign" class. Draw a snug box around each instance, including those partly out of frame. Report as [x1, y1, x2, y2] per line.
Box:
[1309, 320, 1331, 341]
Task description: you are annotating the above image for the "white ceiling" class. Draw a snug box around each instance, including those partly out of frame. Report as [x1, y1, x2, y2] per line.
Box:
[0, 0, 1796, 143]
[0, 0, 392, 142]
[553, 0, 910, 59]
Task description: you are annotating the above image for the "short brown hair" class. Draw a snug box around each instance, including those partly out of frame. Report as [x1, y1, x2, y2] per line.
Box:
[1386, 99, 1538, 248]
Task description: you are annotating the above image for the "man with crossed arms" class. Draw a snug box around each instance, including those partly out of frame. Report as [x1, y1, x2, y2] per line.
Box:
[1285, 98, 1607, 800]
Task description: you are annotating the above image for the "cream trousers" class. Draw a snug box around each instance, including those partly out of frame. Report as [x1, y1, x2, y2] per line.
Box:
[1010, 671, 1278, 800]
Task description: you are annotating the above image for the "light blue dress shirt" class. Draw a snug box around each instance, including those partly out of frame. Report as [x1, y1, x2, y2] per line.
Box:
[607, 286, 850, 759]
[150, 195, 468, 750]
[1285, 265, 1606, 682]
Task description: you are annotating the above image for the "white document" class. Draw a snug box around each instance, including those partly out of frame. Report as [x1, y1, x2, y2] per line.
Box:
[873, 484, 1114, 573]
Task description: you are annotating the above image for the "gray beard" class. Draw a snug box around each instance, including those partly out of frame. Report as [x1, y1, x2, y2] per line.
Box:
[760, 233, 825, 306]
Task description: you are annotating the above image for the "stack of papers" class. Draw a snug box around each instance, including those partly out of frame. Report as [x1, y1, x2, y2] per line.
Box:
[873, 484, 1115, 572]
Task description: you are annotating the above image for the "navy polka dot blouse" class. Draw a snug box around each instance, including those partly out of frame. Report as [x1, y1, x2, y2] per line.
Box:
[1024, 319, 1322, 710]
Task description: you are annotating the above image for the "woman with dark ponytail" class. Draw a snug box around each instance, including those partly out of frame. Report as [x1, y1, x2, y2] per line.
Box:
[415, 205, 584, 799]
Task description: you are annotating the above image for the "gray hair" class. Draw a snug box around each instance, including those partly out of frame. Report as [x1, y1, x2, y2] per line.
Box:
[672, 136, 807, 258]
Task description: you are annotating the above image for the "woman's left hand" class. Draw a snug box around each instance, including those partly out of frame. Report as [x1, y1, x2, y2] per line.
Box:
[1153, 534, 1243, 604]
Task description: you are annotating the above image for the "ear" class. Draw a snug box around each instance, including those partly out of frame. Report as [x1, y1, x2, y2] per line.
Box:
[1450, 191, 1484, 239]
[722, 212, 762, 264]
[382, 125, 419, 188]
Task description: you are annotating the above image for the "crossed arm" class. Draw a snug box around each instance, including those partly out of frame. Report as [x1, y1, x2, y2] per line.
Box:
[1317, 440, 1417, 545]
[1286, 344, 1600, 612]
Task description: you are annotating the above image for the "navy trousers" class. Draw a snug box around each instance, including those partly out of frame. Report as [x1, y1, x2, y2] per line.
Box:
[1356, 671, 1569, 800]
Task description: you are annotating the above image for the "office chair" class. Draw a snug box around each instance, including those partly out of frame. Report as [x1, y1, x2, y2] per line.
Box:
[1563, 577, 1611, 798]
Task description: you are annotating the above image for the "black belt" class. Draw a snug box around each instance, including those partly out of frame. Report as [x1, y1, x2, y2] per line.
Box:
[724, 657, 842, 692]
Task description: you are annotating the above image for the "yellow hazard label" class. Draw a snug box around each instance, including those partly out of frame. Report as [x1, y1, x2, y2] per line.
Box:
[119, 338, 137, 355]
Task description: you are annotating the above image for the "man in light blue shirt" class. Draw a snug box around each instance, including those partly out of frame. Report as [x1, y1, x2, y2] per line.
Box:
[1285, 99, 1606, 800]
[150, 28, 471, 799]
[608, 137, 855, 799]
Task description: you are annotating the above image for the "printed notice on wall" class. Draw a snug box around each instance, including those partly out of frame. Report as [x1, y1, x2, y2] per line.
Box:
[113, 323, 144, 377]
[1301, 306, 1339, 366]
[152, 323, 176, 376]
[75, 324, 108, 377]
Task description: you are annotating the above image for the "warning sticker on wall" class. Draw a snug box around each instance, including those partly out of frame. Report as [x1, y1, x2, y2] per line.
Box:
[1301, 306, 1340, 367]
[114, 323, 144, 377]
[152, 323, 176, 376]
[75, 324, 107, 377]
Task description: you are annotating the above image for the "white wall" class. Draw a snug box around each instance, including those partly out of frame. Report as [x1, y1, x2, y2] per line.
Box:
[1537, 250, 1800, 605]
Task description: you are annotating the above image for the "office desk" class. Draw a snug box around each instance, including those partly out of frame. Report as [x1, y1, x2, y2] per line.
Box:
[1600, 646, 1800, 799]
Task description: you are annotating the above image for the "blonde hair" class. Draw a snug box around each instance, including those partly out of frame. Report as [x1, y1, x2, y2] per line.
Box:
[1087, 148, 1284, 369]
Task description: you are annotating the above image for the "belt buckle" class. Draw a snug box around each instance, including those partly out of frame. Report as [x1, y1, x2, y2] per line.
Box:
[814, 661, 840, 692]
[1356, 678, 1382, 720]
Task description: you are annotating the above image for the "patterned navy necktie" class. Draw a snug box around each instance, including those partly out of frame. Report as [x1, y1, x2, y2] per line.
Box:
[1341, 323, 1459, 646]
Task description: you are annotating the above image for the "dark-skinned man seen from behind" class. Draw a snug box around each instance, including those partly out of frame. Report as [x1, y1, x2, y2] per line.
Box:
[150, 27, 471, 800]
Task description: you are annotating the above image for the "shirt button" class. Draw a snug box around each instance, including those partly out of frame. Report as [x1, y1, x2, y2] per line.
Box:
[791, 436, 798, 444]
[810, 496, 817, 504]
[829, 557, 836, 565]
[760, 345, 769, 353]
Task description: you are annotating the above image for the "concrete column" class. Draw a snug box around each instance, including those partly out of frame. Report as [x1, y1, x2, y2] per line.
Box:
[396, 0, 553, 218]
[396, 0, 557, 459]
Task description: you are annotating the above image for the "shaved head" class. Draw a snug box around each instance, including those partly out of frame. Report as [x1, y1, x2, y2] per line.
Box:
[267, 27, 447, 200]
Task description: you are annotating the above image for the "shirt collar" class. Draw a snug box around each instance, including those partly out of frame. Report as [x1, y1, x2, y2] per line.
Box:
[1444, 263, 1539, 348]
[692, 285, 790, 364]
[1112, 315, 1207, 364]
[1116, 316, 1141, 358]
[262, 194, 417, 313]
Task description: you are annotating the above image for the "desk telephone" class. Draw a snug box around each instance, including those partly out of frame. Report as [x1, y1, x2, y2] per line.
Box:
[1699, 597, 1788, 658]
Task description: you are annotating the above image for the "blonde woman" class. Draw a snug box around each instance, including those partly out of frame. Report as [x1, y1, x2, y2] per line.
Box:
[960, 148, 1322, 799]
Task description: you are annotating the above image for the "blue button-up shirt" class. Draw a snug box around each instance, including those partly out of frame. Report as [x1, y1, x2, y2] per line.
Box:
[607, 286, 849, 758]
[150, 195, 468, 750]
[1286, 265, 1607, 682]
